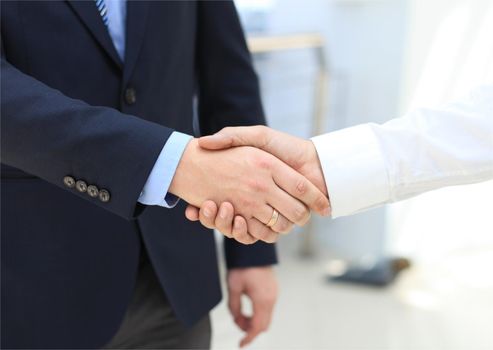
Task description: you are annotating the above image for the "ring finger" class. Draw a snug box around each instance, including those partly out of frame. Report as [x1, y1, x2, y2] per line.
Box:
[246, 217, 280, 243]
[254, 205, 294, 234]
[267, 185, 311, 227]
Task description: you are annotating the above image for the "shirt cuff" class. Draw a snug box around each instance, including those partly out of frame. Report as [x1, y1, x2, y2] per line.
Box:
[311, 124, 390, 218]
[138, 131, 193, 208]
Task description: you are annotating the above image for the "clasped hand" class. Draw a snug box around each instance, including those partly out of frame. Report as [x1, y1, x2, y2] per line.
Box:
[171, 126, 331, 244]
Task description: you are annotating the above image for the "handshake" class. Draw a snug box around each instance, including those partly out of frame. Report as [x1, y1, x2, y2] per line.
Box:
[168, 125, 330, 244]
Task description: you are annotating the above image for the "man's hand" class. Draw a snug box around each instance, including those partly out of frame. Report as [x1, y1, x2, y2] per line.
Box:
[184, 126, 330, 241]
[171, 138, 330, 243]
[227, 267, 278, 348]
[199, 126, 328, 196]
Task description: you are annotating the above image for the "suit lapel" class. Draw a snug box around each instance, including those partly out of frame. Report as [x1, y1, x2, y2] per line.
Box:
[66, 0, 123, 69]
[123, 1, 150, 82]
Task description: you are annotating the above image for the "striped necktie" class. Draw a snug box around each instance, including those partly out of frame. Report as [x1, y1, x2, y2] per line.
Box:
[95, 0, 109, 26]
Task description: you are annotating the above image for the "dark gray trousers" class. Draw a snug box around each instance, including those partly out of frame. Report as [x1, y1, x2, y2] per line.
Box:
[104, 253, 211, 349]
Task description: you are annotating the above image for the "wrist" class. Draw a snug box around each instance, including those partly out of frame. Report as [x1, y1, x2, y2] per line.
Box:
[168, 138, 200, 200]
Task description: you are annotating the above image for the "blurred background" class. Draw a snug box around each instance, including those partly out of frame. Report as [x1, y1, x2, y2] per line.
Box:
[211, 0, 493, 349]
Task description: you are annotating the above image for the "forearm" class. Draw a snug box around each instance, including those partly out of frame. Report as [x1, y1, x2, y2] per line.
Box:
[313, 85, 493, 217]
[374, 86, 493, 198]
[1, 58, 173, 219]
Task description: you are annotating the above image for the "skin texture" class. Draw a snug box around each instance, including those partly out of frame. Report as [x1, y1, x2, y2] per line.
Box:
[174, 133, 328, 346]
[171, 138, 330, 244]
[185, 126, 330, 242]
[227, 267, 278, 348]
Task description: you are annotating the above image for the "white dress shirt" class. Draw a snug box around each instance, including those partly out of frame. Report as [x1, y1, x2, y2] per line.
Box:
[312, 85, 493, 218]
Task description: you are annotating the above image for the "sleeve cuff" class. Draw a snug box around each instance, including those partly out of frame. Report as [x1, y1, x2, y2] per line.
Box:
[224, 239, 278, 269]
[138, 132, 192, 208]
[311, 124, 390, 218]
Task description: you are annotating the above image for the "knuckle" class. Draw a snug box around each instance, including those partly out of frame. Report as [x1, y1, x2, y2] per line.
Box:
[235, 231, 257, 245]
[295, 179, 307, 195]
[249, 237, 259, 245]
[258, 229, 276, 243]
[238, 197, 253, 210]
[261, 225, 273, 238]
[247, 178, 267, 193]
[241, 237, 253, 245]
[256, 158, 272, 171]
[240, 236, 254, 245]
[202, 222, 215, 230]
[298, 211, 311, 226]
[255, 230, 277, 244]
[277, 219, 291, 233]
[200, 217, 215, 229]
[283, 222, 294, 233]
[252, 225, 268, 240]
[233, 231, 245, 241]
[293, 206, 309, 223]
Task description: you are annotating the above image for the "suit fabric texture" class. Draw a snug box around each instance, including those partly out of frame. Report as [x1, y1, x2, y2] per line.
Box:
[0, 1, 277, 348]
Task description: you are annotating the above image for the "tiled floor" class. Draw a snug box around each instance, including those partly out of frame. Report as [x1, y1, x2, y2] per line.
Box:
[211, 237, 493, 350]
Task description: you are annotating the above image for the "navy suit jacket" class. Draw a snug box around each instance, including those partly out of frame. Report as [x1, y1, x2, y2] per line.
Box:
[0, 1, 277, 348]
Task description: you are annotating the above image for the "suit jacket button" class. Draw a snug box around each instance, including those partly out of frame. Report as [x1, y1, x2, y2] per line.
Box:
[99, 189, 111, 203]
[124, 87, 137, 105]
[63, 176, 76, 188]
[75, 180, 88, 193]
[87, 185, 99, 198]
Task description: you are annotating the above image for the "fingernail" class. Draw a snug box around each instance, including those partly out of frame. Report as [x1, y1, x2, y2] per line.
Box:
[203, 208, 211, 218]
[322, 207, 331, 217]
[218, 207, 226, 219]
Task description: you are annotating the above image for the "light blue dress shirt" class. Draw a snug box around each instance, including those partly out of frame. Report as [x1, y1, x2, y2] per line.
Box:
[105, 0, 191, 207]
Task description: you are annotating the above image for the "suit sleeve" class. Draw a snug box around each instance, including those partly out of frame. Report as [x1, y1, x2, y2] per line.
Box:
[196, 0, 277, 268]
[1, 51, 174, 220]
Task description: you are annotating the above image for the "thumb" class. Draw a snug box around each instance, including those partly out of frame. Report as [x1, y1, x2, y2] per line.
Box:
[198, 133, 234, 150]
[198, 126, 268, 150]
[199, 126, 307, 176]
[228, 286, 249, 332]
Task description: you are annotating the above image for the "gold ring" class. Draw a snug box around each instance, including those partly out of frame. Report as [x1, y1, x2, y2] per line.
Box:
[266, 209, 279, 227]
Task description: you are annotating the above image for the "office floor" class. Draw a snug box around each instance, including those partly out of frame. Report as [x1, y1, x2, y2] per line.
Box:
[211, 235, 493, 350]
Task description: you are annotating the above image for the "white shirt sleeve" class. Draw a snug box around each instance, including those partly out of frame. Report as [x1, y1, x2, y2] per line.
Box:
[311, 85, 493, 218]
